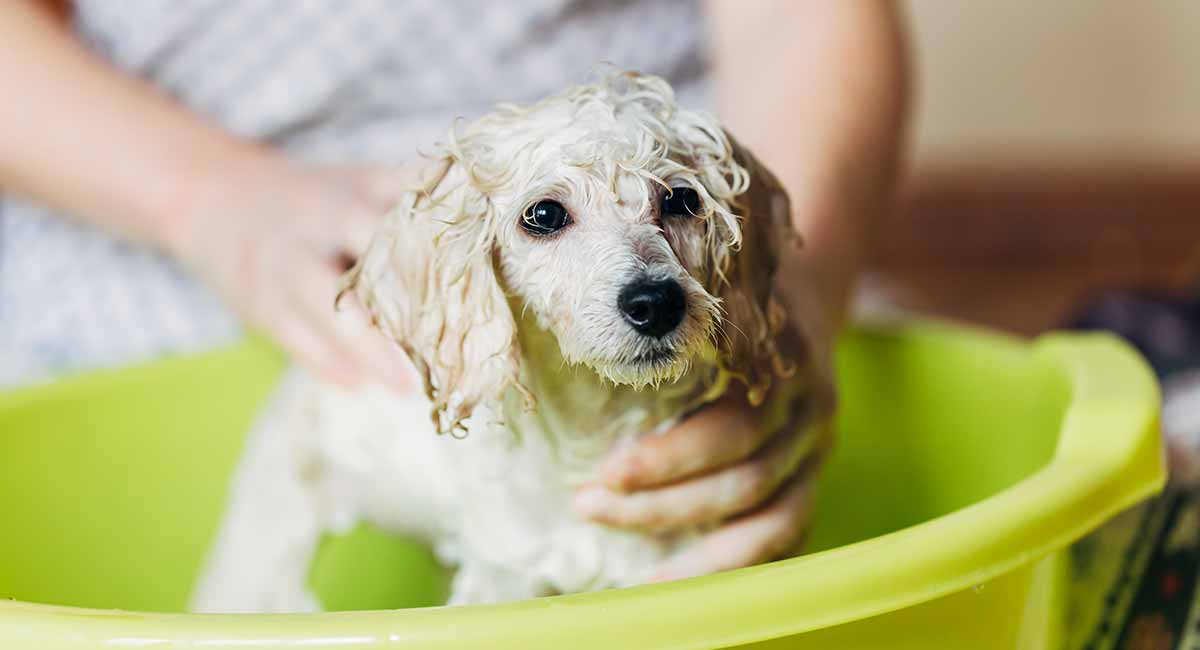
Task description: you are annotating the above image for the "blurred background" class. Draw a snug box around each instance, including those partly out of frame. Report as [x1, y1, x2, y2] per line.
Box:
[20, 0, 1200, 352]
[885, 9, 1200, 639]
[870, 0, 1200, 336]
[2, 3, 1198, 645]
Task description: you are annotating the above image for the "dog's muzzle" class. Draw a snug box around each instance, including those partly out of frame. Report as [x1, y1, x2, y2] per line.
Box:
[618, 278, 686, 338]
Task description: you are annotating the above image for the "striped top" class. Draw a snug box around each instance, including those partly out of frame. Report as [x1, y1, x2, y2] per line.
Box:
[0, 0, 709, 386]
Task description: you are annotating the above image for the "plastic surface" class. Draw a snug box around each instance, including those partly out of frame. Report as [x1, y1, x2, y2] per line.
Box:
[0, 322, 1165, 648]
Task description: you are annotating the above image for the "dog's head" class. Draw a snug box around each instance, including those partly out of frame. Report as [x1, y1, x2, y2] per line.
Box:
[342, 71, 800, 434]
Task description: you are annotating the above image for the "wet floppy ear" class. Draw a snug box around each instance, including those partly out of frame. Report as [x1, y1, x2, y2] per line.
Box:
[339, 157, 530, 435]
[714, 134, 805, 405]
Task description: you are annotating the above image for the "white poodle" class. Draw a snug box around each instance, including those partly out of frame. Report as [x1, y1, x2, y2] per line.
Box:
[191, 70, 817, 610]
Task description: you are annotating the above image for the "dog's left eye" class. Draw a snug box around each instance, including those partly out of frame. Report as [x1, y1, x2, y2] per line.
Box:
[662, 187, 702, 218]
[522, 200, 571, 236]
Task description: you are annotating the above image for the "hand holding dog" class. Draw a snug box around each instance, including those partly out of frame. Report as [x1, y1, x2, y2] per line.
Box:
[576, 264, 837, 582]
[175, 138, 837, 584]
[166, 154, 417, 394]
[186, 149, 839, 583]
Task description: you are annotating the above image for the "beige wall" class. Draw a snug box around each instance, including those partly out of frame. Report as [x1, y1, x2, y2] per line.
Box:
[904, 1, 1200, 166]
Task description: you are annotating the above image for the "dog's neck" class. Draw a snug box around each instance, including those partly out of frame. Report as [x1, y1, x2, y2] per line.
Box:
[497, 312, 725, 483]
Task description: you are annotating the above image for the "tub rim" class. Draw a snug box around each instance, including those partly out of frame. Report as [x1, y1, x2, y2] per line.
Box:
[0, 322, 1166, 649]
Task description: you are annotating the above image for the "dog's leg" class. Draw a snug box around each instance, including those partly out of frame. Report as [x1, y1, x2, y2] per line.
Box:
[192, 369, 456, 612]
[190, 371, 325, 613]
[447, 561, 554, 605]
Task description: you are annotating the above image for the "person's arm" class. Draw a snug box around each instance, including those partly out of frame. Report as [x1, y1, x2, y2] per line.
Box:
[707, 0, 909, 336]
[0, 1, 412, 391]
[576, 1, 910, 580]
[0, 0, 256, 250]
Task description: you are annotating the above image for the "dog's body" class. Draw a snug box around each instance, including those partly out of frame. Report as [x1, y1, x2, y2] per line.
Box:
[191, 71, 807, 610]
[192, 325, 721, 610]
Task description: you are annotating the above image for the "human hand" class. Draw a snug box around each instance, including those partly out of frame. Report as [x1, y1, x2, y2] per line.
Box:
[165, 153, 418, 392]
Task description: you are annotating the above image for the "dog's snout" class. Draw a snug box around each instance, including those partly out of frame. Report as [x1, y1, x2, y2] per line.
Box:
[618, 279, 686, 338]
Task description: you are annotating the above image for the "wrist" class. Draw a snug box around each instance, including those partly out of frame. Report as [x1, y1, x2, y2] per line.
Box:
[149, 137, 278, 261]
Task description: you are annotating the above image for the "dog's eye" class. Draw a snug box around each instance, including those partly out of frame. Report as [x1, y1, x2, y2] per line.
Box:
[522, 200, 571, 236]
[662, 187, 702, 218]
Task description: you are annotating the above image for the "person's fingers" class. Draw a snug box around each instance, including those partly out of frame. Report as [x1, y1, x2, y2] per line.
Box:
[332, 177, 415, 269]
[359, 165, 422, 209]
[575, 415, 824, 530]
[263, 304, 360, 389]
[328, 164, 420, 212]
[333, 294, 418, 394]
[286, 260, 413, 394]
[650, 470, 817, 583]
[333, 203, 386, 265]
[599, 396, 773, 492]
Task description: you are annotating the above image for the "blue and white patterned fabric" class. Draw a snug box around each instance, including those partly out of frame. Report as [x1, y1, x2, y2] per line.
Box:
[0, 0, 710, 387]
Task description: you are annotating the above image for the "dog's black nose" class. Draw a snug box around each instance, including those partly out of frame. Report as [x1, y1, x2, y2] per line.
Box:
[618, 279, 686, 338]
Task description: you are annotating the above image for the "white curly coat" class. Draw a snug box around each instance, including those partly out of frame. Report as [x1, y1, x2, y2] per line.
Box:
[190, 71, 806, 610]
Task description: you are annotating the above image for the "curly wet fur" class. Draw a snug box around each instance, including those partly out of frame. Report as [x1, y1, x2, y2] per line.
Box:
[193, 70, 809, 610]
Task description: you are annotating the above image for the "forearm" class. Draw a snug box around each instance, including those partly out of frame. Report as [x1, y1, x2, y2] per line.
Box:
[0, 1, 267, 253]
[706, 0, 910, 331]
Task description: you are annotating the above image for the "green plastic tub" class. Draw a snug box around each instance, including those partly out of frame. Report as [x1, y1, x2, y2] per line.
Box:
[0, 322, 1164, 649]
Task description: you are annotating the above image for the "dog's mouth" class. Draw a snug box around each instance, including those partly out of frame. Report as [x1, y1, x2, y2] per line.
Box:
[632, 348, 677, 366]
[589, 334, 710, 387]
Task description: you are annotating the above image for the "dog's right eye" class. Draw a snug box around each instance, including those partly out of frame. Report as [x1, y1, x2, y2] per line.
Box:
[522, 200, 571, 236]
[662, 187, 702, 218]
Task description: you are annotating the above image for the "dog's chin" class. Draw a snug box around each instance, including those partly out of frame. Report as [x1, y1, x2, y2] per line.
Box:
[562, 311, 717, 388]
[591, 347, 695, 388]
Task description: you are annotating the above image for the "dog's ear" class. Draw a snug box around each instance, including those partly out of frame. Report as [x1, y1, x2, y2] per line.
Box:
[339, 156, 531, 436]
[713, 135, 804, 406]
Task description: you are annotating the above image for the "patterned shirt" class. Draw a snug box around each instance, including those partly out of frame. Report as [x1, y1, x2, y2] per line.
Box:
[0, 0, 709, 386]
